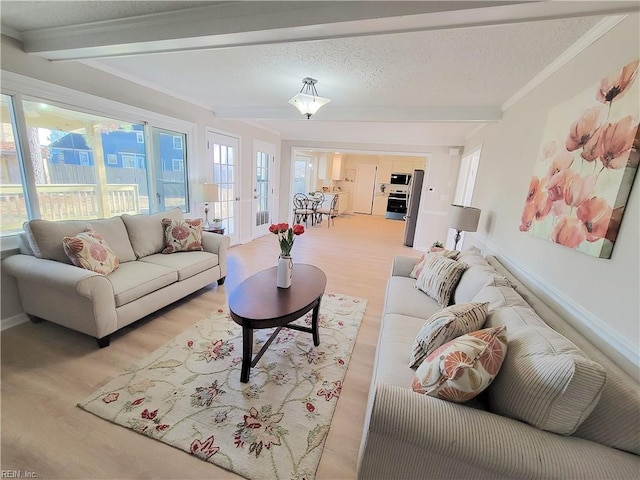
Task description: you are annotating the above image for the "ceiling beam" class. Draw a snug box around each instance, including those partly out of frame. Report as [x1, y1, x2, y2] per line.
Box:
[22, 1, 640, 61]
[213, 106, 503, 123]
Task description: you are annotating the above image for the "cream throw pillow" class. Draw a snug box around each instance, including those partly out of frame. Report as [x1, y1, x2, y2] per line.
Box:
[63, 229, 120, 275]
[409, 249, 460, 279]
[412, 326, 507, 403]
[162, 218, 204, 254]
[409, 302, 489, 368]
[415, 256, 468, 307]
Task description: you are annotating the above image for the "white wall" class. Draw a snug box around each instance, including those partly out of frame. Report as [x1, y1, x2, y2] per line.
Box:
[464, 15, 640, 370]
[0, 34, 280, 323]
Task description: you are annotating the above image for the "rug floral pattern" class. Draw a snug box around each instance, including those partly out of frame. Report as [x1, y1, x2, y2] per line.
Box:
[78, 293, 366, 480]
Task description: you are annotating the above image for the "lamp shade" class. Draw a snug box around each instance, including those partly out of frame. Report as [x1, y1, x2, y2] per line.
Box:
[200, 183, 219, 202]
[288, 93, 331, 118]
[449, 205, 481, 232]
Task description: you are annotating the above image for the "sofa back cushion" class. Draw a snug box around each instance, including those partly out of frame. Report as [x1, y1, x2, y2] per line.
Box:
[453, 264, 511, 304]
[471, 285, 529, 311]
[485, 306, 606, 435]
[121, 208, 184, 258]
[23, 216, 136, 264]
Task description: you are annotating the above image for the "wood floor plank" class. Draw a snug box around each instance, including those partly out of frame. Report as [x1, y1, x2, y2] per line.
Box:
[1, 214, 419, 479]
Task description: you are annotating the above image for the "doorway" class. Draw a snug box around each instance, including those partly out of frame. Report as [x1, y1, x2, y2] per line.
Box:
[207, 130, 240, 245]
[252, 140, 277, 238]
[353, 164, 377, 214]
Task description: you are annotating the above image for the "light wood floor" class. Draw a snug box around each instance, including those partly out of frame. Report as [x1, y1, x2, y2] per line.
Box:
[1, 214, 419, 479]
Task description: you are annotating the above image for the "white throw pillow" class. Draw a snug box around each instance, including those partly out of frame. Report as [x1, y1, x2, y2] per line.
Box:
[410, 302, 489, 368]
[415, 256, 468, 307]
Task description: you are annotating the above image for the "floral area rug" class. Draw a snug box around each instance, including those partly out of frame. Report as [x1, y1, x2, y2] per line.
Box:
[78, 293, 367, 480]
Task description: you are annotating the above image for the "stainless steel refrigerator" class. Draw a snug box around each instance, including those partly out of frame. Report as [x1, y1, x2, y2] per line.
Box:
[403, 169, 424, 247]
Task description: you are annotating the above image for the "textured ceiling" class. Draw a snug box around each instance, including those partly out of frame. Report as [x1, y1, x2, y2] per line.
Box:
[1, 1, 631, 146]
[93, 16, 601, 111]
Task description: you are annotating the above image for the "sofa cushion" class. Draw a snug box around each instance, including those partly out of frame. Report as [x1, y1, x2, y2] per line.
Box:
[486, 306, 606, 435]
[140, 251, 219, 281]
[63, 229, 120, 275]
[409, 249, 460, 279]
[23, 216, 136, 264]
[161, 218, 204, 254]
[384, 277, 443, 320]
[457, 247, 491, 267]
[471, 285, 529, 311]
[415, 256, 468, 307]
[108, 261, 178, 307]
[374, 313, 427, 388]
[122, 208, 184, 258]
[453, 264, 511, 304]
[412, 326, 507, 403]
[409, 302, 489, 368]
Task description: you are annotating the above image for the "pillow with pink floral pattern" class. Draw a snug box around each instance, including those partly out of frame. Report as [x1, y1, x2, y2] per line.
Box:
[162, 218, 204, 254]
[412, 326, 507, 403]
[63, 229, 120, 275]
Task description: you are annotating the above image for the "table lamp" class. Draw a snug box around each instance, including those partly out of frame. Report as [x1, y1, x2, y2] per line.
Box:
[200, 183, 219, 229]
[449, 204, 481, 250]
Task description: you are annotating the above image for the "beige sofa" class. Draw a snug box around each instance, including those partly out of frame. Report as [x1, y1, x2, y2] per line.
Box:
[3, 208, 230, 348]
[358, 248, 639, 479]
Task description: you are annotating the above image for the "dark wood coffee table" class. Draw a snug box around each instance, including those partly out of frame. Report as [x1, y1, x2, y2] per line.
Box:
[229, 264, 327, 383]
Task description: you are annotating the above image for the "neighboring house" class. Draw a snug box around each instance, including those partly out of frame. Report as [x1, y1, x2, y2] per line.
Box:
[48, 127, 185, 172]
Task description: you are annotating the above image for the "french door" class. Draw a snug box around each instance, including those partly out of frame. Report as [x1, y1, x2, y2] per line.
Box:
[252, 140, 277, 238]
[207, 130, 240, 245]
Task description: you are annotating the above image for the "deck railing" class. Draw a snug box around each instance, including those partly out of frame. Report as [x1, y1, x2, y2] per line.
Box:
[0, 184, 140, 232]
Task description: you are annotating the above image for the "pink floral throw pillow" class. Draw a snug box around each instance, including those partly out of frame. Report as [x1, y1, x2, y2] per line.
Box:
[63, 229, 120, 275]
[162, 218, 204, 254]
[412, 326, 507, 403]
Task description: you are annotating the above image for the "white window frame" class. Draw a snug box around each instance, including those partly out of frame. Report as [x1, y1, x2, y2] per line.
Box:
[122, 154, 136, 168]
[173, 135, 183, 150]
[1, 70, 198, 224]
[78, 151, 90, 166]
[136, 131, 144, 143]
[107, 153, 117, 165]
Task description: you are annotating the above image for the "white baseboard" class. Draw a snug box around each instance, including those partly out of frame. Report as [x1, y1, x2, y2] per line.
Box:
[480, 238, 639, 372]
[1, 313, 29, 331]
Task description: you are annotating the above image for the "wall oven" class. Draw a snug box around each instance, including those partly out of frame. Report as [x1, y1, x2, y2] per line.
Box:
[386, 191, 408, 220]
[390, 173, 412, 185]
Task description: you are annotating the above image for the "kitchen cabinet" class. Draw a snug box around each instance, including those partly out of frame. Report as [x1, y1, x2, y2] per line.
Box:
[377, 159, 393, 184]
[323, 192, 349, 216]
[317, 152, 329, 180]
[372, 195, 388, 216]
[331, 154, 343, 180]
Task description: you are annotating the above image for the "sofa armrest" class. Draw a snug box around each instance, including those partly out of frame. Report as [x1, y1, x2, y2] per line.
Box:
[358, 383, 639, 480]
[202, 232, 231, 278]
[391, 255, 419, 277]
[3, 254, 108, 295]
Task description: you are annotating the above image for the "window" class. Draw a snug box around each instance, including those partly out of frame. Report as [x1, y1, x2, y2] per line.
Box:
[0, 94, 29, 235]
[122, 154, 136, 168]
[152, 128, 188, 211]
[173, 135, 183, 150]
[0, 92, 192, 235]
[79, 151, 90, 166]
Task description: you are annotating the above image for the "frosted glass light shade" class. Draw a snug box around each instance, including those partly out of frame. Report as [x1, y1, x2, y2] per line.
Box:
[288, 93, 331, 118]
[200, 183, 219, 202]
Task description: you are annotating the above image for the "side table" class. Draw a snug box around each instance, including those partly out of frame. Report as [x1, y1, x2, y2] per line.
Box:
[204, 227, 225, 235]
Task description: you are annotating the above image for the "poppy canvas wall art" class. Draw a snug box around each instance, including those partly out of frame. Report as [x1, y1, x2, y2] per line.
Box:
[520, 58, 640, 259]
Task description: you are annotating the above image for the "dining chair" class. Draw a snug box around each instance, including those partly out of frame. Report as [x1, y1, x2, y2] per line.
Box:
[293, 193, 314, 226]
[316, 194, 339, 227]
[309, 191, 325, 224]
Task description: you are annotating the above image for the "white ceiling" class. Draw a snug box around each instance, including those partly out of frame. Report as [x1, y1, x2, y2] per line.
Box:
[2, 1, 639, 147]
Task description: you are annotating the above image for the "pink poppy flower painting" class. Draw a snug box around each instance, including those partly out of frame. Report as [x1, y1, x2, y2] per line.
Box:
[521, 58, 639, 258]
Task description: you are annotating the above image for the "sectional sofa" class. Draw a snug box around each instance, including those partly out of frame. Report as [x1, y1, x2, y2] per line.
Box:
[358, 248, 639, 479]
[3, 208, 230, 347]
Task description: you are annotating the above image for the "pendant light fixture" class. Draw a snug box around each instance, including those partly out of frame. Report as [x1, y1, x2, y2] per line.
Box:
[288, 77, 331, 119]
